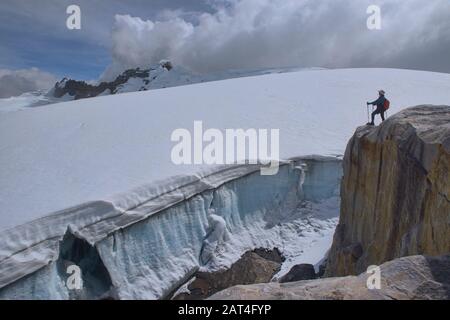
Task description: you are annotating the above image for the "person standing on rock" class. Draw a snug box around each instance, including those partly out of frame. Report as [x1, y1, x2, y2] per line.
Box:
[367, 90, 389, 125]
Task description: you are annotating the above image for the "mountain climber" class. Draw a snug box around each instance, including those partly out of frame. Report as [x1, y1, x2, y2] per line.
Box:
[366, 90, 389, 125]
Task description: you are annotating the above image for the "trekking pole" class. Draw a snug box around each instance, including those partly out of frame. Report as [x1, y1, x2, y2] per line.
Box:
[366, 103, 370, 123]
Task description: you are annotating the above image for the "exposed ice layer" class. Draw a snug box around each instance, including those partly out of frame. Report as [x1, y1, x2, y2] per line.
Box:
[0, 157, 342, 299]
[301, 157, 343, 201]
[200, 212, 230, 265]
[96, 162, 302, 299]
[0, 164, 265, 290]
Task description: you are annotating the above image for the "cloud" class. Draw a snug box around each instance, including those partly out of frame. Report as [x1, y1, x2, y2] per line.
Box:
[102, 13, 194, 80]
[102, 0, 450, 80]
[0, 68, 57, 98]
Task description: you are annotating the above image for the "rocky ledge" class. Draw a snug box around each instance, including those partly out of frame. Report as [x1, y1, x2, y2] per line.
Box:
[326, 105, 450, 276]
[210, 254, 450, 300]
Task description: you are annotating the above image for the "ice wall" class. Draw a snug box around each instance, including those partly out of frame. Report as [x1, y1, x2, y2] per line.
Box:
[0, 157, 342, 300]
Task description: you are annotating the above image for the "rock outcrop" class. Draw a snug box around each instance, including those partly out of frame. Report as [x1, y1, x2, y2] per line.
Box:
[326, 105, 450, 276]
[173, 249, 283, 300]
[279, 264, 317, 283]
[210, 254, 450, 300]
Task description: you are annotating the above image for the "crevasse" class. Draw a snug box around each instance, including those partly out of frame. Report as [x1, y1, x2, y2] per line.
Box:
[0, 156, 342, 300]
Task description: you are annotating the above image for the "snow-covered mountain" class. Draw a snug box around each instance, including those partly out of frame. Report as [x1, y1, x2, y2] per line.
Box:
[51, 61, 181, 100]
[0, 62, 311, 113]
[1, 68, 449, 299]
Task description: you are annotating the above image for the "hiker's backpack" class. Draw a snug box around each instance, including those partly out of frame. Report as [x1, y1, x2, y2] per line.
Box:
[384, 99, 390, 110]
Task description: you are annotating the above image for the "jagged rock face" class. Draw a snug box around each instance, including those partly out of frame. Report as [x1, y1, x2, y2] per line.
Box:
[326, 105, 450, 277]
[210, 255, 450, 300]
[53, 63, 169, 100]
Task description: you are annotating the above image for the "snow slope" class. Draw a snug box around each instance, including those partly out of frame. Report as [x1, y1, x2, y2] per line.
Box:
[1, 68, 450, 230]
[114, 65, 312, 94]
[0, 91, 65, 114]
[1, 68, 450, 298]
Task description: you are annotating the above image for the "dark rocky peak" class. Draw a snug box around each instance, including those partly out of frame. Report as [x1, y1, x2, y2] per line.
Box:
[52, 61, 173, 100]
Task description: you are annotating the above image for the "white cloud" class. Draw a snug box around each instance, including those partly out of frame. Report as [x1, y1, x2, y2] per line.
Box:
[102, 0, 450, 80]
[0, 68, 57, 98]
[102, 14, 194, 80]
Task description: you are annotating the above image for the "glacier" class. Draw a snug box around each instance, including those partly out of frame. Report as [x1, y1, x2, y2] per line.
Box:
[0, 157, 342, 299]
[2, 68, 450, 230]
[2, 68, 450, 299]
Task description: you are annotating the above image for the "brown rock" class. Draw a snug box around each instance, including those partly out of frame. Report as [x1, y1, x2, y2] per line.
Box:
[326, 105, 450, 277]
[209, 254, 450, 300]
[174, 251, 281, 300]
[279, 264, 317, 283]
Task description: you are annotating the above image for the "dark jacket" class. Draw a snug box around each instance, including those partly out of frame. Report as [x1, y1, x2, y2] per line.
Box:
[369, 96, 386, 111]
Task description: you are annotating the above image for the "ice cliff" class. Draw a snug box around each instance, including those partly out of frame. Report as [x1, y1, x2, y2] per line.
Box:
[0, 157, 342, 299]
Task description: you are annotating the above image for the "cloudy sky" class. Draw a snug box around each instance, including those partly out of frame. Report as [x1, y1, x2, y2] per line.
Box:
[0, 0, 449, 97]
